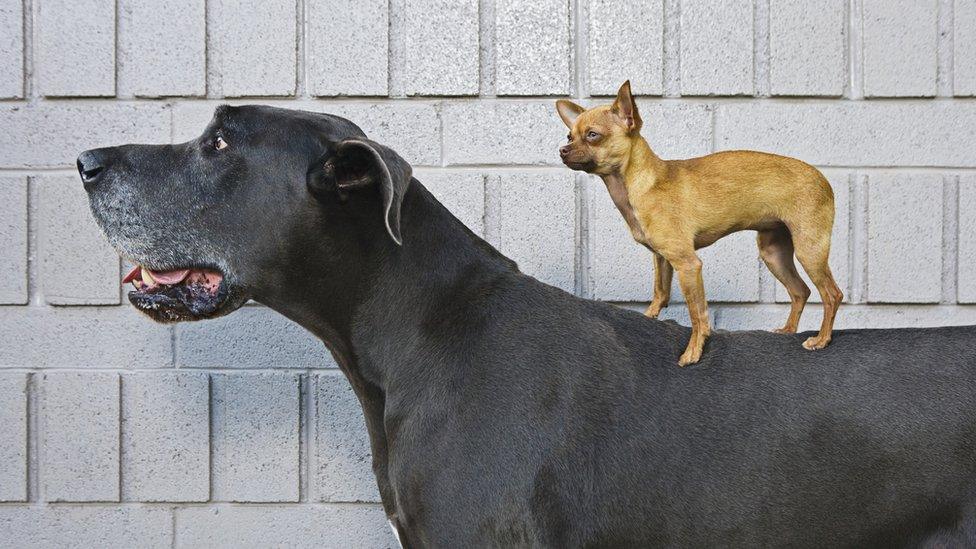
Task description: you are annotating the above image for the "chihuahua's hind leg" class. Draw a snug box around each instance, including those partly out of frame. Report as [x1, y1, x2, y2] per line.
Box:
[791, 230, 843, 350]
[757, 226, 811, 334]
[645, 253, 673, 318]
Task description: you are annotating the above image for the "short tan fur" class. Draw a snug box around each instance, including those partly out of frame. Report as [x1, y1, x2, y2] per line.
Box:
[556, 81, 842, 366]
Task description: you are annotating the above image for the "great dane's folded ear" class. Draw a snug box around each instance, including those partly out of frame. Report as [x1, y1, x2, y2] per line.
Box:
[308, 139, 412, 245]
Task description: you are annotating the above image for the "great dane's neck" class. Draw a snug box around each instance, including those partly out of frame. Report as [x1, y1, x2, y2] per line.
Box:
[254, 180, 516, 523]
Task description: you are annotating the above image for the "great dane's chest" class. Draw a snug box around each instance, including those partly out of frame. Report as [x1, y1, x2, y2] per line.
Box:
[384, 418, 542, 546]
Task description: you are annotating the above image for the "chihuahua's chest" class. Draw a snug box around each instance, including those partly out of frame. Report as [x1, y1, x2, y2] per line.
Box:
[603, 175, 651, 246]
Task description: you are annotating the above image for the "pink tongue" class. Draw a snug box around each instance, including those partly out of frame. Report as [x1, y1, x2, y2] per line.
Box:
[122, 265, 140, 284]
[149, 269, 191, 285]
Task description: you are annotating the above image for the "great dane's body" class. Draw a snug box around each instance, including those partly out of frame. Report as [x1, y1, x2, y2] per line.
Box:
[81, 106, 976, 547]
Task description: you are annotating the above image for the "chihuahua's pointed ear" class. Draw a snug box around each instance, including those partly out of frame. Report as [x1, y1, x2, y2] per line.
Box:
[611, 80, 642, 132]
[556, 100, 585, 129]
[307, 139, 412, 245]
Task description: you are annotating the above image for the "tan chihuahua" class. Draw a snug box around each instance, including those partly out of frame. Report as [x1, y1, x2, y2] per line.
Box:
[557, 81, 842, 366]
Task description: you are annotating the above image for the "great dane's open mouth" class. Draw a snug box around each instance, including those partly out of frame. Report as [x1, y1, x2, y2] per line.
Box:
[121, 264, 230, 322]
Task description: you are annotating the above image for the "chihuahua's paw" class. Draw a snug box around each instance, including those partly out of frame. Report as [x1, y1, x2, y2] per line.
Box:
[773, 326, 797, 334]
[802, 336, 830, 351]
[645, 302, 667, 318]
[678, 347, 702, 367]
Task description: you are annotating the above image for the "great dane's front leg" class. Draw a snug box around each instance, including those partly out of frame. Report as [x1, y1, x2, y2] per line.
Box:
[668, 251, 710, 366]
[645, 253, 673, 318]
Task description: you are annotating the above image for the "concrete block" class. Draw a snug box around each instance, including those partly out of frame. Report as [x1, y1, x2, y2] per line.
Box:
[0, 103, 171, 168]
[212, 373, 300, 502]
[177, 306, 334, 368]
[0, 507, 172, 549]
[209, 0, 296, 97]
[307, 0, 388, 96]
[36, 175, 120, 305]
[958, 176, 976, 302]
[0, 306, 172, 368]
[121, 372, 210, 502]
[769, 0, 846, 96]
[588, 0, 664, 96]
[956, 0, 976, 96]
[862, 0, 937, 97]
[313, 372, 380, 502]
[118, 0, 206, 97]
[41, 372, 119, 502]
[715, 101, 976, 167]
[442, 101, 568, 166]
[404, 0, 479, 95]
[488, 172, 576, 292]
[0, 177, 27, 303]
[36, 0, 115, 96]
[175, 505, 394, 548]
[775, 170, 852, 303]
[633, 101, 713, 158]
[496, 0, 571, 95]
[0, 0, 23, 98]
[866, 173, 943, 303]
[0, 373, 27, 502]
[680, 0, 754, 96]
[414, 170, 486, 235]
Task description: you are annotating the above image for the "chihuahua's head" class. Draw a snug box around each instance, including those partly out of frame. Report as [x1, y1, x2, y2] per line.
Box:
[556, 80, 642, 176]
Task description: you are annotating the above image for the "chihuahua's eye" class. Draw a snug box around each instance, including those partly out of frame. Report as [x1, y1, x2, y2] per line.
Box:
[567, 134, 572, 142]
[586, 131, 600, 141]
[214, 135, 228, 150]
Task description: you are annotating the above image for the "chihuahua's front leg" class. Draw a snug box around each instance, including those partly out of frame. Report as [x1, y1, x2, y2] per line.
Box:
[645, 253, 673, 318]
[667, 250, 710, 366]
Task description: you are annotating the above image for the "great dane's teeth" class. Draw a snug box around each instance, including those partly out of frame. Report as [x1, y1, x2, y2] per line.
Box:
[141, 267, 156, 286]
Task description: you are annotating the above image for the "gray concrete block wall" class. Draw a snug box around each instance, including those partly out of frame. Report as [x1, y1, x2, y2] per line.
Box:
[0, 0, 23, 98]
[862, 0, 938, 97]
[680, 0, 754, 96]
[117, 0, 207, 98]
[588, 0, 665, 96]
[0, 373, 27, 501]
[956, 0, 976, 96]
[307, 0, 389, 97]
[404, 0, 480, 95]
[36, 0, 116, 97]
[0, 1, 974, 546]
[769, 0, 846, 96]
[0, 177, 28, 304]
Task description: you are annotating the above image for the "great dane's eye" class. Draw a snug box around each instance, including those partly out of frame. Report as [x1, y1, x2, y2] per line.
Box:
[214, 135, 228, 150]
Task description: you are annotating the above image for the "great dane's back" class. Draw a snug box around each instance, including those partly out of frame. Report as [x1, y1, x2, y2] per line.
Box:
[387, 272, 976, 546]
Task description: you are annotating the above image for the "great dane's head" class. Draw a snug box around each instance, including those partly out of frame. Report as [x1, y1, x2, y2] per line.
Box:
[80, 105, 412, 323]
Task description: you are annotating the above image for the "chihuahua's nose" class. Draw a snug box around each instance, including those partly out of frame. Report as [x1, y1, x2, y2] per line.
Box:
[559, 145, 571, 158]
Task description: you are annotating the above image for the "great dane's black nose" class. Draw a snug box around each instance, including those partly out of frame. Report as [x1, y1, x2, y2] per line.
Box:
[77, 149, 106, 190]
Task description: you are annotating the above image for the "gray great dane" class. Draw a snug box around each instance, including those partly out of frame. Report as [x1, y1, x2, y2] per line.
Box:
[80, 105, 976, 547]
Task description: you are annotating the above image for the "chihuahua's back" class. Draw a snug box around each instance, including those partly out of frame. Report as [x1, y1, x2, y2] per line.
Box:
[664, 149, 835, 239]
